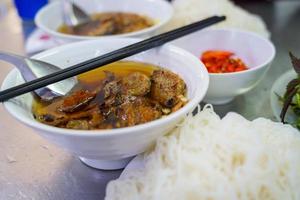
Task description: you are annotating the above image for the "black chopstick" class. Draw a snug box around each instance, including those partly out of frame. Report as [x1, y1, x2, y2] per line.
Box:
[0, 16, 225, 102]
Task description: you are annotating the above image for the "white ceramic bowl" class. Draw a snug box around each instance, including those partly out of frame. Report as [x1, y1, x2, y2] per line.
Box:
[35, 0, 173, 43]
[171, 28, 276, 105]
[1, 38, 209, 170]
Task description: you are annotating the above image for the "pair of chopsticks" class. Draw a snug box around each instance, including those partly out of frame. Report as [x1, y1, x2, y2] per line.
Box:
[0, 16, 225, 102]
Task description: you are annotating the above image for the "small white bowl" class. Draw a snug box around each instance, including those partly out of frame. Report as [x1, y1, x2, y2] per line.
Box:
[171, 28, 276, 105]
[35, 0, 173, 43]
[1, 38, 208, 170]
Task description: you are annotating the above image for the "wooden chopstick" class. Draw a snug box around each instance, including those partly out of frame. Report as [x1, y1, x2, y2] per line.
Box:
[0, 16, 225, 102]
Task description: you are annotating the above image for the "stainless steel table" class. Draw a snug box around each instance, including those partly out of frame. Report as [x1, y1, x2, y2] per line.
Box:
[0, 1, 300, 200]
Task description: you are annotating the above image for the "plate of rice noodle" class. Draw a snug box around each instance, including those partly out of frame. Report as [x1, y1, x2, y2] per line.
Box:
[103, 0, 300, 199]
[105, 105, 300, 200]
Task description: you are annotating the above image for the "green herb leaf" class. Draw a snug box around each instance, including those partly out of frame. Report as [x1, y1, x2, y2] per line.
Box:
[280, 52, 300, 123]
[275, 92, 284, 102]
[284, 78, 300, 99]
[280, 86, 298, 123]
[289, 52, 300, 75]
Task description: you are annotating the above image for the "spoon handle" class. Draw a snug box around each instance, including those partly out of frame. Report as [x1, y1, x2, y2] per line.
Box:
[0, 52, 37, 81]
[0, 51, 26, 69]
[62, 0, 90, 26]
[0, 51, 77, 99]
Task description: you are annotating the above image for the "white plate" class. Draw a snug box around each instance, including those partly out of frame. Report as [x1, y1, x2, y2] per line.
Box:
[270, 69, 297, 123]
[121, 155, 144, 178]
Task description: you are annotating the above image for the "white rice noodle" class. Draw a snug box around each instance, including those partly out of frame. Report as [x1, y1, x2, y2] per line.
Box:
[106, 105, 300, 200]
[161, 0, 270, 38]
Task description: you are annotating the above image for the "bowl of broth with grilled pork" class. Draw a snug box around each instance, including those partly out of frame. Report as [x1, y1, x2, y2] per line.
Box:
[2, 38, 208, 170]
[33, 61, 188, 130]
[58, 12, 154, 37]
[35, 0, 173, 43]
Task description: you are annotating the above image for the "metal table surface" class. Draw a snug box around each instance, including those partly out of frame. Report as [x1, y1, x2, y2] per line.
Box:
[0, 1, 300, 200]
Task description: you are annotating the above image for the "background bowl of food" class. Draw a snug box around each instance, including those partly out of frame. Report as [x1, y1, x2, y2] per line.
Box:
[171, 28, 275, 105]
[1, 38, 209, 170]
[35, 0, 173, 43]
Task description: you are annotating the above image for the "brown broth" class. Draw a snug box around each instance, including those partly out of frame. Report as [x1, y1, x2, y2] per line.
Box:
[32, 61, 159, 126]
[57, 12, 154, 36]
[32, 61, 187, 130]
[77, 60, 158, 88]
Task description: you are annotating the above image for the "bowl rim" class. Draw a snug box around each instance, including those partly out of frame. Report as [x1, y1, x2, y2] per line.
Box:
[194, 28, 276, 76]
[2, 38, 209, 138]
[35, 0, 173, 40]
